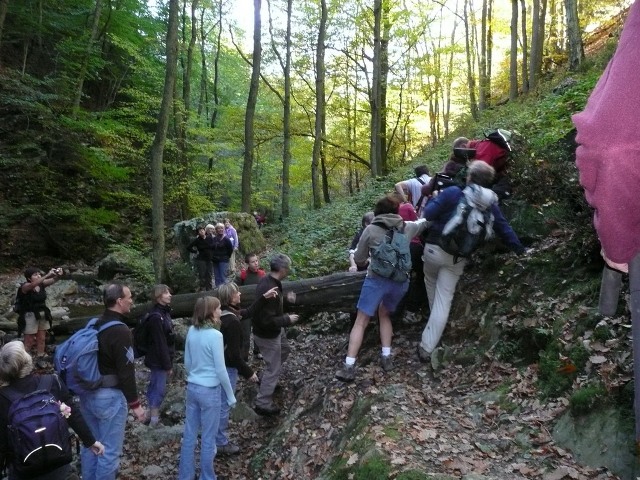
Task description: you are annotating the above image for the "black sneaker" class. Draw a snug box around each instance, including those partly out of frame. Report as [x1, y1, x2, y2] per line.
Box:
[217, 443, 240, 455]
[335, 363, 356, 382]
[254, 404, 281, 416]
[417, 344, 430, 363]
[380, 355, 394, 372]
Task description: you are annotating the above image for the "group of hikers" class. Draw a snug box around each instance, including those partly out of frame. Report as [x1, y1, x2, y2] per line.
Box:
[0, 129, 527, 480]
[337, 132, 526, 382]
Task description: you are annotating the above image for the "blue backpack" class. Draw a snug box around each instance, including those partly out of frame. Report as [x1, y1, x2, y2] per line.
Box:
[53, 317, 123, 396]
[0, 375, 73, 476]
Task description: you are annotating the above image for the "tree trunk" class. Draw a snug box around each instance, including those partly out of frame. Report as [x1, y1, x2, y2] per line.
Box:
[197, 6, 208, 119]
[509, 0, 519, 101]
[478, 0, 488, 110]
[463, 0, 479, 120]
[520, 0, 529, 94]
[379, 0, 390, 175]
[369, 0, 382, 177]
[564, 0, 583, 71]
[72, 0, 103, 114]
[281, 0, 293, 218]
[311, 0, 327, 209]
[529, 0, 547, 90]
[0, 0, 9, 64]
[211, 0, 223, 128]
[241, 0, 262, 213]
[149, 0, 180, 283]
[23, 272, 367, 334]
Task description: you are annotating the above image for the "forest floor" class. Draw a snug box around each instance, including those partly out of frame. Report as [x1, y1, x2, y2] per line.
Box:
[115, 317, 623, 480]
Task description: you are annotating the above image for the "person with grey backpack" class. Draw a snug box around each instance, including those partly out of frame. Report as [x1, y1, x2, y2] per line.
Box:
[335, 194, 427, 382]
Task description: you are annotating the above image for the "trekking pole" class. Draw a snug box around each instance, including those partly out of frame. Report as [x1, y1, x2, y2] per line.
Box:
[598, 265, 623, 317]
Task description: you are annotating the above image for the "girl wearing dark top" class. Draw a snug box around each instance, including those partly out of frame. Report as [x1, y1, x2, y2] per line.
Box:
[0, 341, 104, 479]
[215, 282, 277, 454]
[19, 267, 62, 358]
[143, 284, 175, 427]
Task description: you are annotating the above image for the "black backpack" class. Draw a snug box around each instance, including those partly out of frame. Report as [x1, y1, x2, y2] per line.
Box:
[132, 313, 151, 358]
[0, 375, 73, 477]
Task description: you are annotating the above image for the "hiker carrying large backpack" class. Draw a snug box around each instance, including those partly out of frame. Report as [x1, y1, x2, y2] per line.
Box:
[55, 283, 146, 480]
[335, 194, 428, 383]
[0, 341, 104, 480]
[17, 267, 63, 359]
[417, 161, 526, 369]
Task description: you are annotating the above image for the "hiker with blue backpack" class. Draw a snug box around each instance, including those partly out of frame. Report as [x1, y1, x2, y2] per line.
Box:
[417, 161, 525, 369]
[0, 340, 104, 480]
[335, 194, 427, 382]
[58, 283, 146, 480]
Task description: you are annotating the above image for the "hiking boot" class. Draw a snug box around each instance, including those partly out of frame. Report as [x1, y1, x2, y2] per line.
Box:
[335, 363, 356, 382]
[431, 346, 445, 372]
[380, 355, 394, 372]
[254, 404, 281, 417]
[217, 443, 240, 455]
[417, 344, 430, 363]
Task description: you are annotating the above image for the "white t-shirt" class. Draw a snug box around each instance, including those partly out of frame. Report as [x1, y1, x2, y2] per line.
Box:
[404, 174, 431, 209]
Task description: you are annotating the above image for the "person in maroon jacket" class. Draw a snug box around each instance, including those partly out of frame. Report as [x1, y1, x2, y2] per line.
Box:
[235, 253, 267, 361]
[573, 0, 640, 445]
[78, 283, 146, 480]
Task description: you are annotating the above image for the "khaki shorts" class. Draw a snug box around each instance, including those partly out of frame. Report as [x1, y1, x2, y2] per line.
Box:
[23, 312, 49, 335]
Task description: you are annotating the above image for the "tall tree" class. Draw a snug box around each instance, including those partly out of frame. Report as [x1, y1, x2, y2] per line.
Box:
[564, 0, 583, 70]
[241, 0, 262, 212]
[266, 0, 294, 216]
[72, 0, 103, 114]
[150, 0, 180, 282]
[282, 0, 293, 216]
[211, 0, 223, 128]
[478, 0, 489, 110]
[520, 0, 528, 94]
[529, 0, 547, 90]
[369, 0, 382, 176]
[463, 0, 479, 119]
[509, 0, 519, 101]
[0, 0, 9, 64]
[311, 0, 327, 208]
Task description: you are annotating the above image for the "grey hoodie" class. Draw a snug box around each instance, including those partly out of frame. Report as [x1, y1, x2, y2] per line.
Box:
[353, 213, 427, 276]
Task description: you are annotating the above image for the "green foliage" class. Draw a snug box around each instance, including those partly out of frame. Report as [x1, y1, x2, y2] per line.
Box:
[352, 455, 390, 480]
[106, 244, 155, 284]
[570, 382, 608, 417]
[539, 341, 590, 399]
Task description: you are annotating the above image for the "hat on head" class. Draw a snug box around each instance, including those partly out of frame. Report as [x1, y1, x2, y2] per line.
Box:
[24, 267, 41, 280]
[205, 224, 215, 230]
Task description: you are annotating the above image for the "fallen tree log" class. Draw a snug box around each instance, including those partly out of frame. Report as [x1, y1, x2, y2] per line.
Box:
[0, 271, 366, 334]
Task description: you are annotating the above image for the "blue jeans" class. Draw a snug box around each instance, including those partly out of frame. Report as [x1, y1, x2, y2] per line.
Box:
[146, 368, 168, 409]
[79, 388, 127, 480]
[216, 368, 238, 446]
[178, 383, 222, 480]
[212, 261, 229, 287]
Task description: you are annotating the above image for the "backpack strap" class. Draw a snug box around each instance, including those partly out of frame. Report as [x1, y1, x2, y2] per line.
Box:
[0, 374, 55, 405]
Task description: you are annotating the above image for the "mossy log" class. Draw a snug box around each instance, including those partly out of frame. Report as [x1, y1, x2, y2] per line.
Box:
[0, 272, 366, 334]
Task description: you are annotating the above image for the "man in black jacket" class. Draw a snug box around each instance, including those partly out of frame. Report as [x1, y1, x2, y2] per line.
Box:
[79, 283, 146, 480]
[252, 253, 299, 416]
